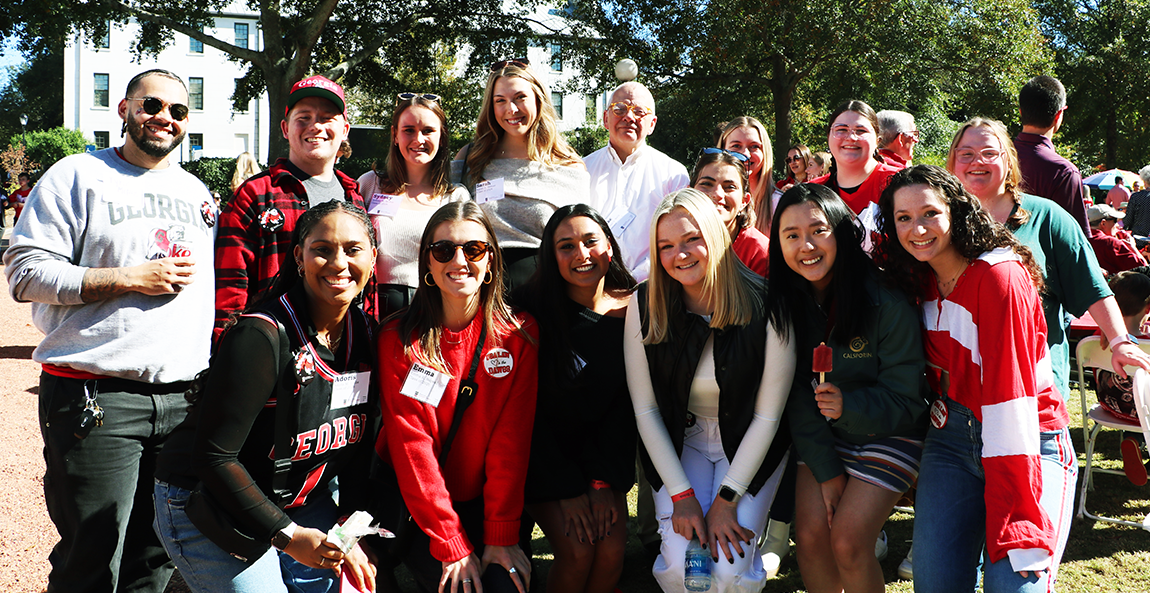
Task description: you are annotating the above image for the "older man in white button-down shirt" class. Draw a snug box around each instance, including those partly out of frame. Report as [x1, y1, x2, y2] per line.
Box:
[584, 82, 689, 282]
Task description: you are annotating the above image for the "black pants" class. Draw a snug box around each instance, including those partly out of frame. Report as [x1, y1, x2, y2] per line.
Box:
[39, 373, 188, 593]
[405, 498, 527, 593]
[768, 452, 798, 523]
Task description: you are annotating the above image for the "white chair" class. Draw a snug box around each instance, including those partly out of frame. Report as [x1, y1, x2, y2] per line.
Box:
[1074, 337, 1150, 529]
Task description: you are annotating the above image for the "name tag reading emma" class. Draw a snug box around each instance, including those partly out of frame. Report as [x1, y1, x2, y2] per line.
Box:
[399, 362, 452, 407]
[331, 371, 371, 410]
[368, 193, 402, 217]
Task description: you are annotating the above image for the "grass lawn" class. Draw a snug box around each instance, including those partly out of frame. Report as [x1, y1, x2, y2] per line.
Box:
[521, 384, 1150, 593]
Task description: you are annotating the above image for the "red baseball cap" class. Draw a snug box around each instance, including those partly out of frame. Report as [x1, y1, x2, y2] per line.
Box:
[285, 75, 346, 116]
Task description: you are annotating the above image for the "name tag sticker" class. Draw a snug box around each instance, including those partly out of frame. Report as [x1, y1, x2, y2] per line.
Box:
[331, 371, 371, 410]
[607, 209, 636, 236]
[368, 193, 402, 217]
[400, 362, 451, 407]
[475, 178, 505, 204]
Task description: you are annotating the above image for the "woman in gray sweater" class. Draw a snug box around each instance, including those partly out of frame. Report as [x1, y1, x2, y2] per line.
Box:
[455, 59, 589, 289]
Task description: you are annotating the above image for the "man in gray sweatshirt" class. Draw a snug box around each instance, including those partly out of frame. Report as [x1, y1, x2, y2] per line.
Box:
[3, 69, 215, 593]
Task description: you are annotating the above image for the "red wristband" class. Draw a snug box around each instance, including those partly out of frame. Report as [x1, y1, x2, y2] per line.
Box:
[590, 480, 611, 491]
[671, 488, 696, 502]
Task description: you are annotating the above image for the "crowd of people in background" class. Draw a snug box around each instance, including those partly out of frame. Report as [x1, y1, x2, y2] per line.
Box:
[6, 62, 1150, 593]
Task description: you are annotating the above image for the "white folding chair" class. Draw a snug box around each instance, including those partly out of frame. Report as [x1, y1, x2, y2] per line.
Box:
[1074, 336, 1150, 529]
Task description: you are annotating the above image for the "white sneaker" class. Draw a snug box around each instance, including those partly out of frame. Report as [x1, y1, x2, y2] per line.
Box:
[897, 545, 913, 580]
[760, 519, 791, 579]
[875, 530, 888, 561]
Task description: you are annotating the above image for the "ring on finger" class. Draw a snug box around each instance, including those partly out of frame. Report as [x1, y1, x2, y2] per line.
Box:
[462, 579, 473, 584]
[508, 567, 518, 574]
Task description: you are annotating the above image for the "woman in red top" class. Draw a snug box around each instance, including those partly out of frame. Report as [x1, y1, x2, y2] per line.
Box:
[876, 165, 1075, 593]
[813, 101, 901, 217]
[376, 201, 539, 593]
[690, 149, 769, 276]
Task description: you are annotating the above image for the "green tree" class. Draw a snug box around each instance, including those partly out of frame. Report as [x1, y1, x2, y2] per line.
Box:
[1034, 0, 1150, 170]
[344, 43, 486, 154]
[10, 127, 89, 172]
[2, 0, 556, 159]
[565, 0, 1052, 174]
[0, 45, 64, 143]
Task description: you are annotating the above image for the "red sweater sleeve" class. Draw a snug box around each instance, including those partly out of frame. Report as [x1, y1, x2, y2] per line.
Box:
[975, 262, 1054, 564]
[481, 317, 538, 545]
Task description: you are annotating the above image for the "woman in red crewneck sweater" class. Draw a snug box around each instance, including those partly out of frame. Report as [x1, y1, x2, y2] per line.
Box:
[376, 201, 539, 593]
[813, 101, 901, 216]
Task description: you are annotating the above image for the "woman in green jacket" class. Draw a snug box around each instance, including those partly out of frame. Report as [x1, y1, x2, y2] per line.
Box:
[766, 184, 929, 593]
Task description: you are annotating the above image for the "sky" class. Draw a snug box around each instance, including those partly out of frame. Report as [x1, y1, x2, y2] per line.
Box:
[0, 38, 27, 88]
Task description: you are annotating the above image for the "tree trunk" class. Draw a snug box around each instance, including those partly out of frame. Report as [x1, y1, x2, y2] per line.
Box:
[769, 53, 795, 182]
[266, 77, 290, 161]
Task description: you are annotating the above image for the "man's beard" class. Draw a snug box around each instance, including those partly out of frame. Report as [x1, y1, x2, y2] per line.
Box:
[126, 116, 185, 159]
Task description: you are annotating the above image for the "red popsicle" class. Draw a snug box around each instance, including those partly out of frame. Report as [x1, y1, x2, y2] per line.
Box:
[813, 342, 833, 383]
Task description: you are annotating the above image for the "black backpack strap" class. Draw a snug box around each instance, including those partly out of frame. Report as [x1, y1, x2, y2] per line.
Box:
[270, 318, 297, 506]
[437, 323, 486, 463]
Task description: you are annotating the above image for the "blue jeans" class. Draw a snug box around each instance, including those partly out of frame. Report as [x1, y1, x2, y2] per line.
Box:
[913, 400, 1076, 593]
[153, 480, 341, 593]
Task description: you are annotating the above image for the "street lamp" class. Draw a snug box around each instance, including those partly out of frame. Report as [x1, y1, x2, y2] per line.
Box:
[19, 114, 28, 150]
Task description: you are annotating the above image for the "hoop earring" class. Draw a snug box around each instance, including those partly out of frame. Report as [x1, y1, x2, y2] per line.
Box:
[483, 271, 493, 285]
[297, 264, 304, 277]
[424, 272, 436, 286]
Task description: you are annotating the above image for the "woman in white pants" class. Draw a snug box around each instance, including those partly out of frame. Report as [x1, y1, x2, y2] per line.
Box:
[624, 189, 795, 593]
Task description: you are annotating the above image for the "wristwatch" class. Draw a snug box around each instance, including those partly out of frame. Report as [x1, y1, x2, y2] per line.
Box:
[271, 522, 297, 551]
[1112, 333, 1141, 348]
[718, 485, 740, 503]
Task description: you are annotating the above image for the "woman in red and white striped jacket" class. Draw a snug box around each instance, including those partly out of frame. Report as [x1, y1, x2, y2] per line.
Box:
[875, 165, 1076, 593]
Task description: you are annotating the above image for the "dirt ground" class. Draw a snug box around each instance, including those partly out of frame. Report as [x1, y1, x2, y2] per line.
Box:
[0, 212, 194, 592]
[0, 212, 55, 591]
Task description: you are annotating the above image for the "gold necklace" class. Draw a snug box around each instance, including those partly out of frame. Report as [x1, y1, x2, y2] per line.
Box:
[318, 328, 343, 352]
[937, 261, 969, 294]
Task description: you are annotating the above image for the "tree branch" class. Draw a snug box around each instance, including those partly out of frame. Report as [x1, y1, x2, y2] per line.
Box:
[287, 0, 341, 83]
[100, 0, 267, 69]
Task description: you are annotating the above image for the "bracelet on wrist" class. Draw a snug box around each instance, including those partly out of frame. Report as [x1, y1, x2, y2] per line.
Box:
[671, 488, 696, 503]
[590, 480, 611, 491]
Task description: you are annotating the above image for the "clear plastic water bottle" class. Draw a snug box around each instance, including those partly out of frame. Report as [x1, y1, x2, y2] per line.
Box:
[684, 536, 712, 592]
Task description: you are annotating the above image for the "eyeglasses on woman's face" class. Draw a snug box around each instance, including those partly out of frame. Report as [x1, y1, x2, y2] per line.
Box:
[700, 147, 749, 162]
[830, 125, 874, 139]
[397, 92, 441, 104]
[426, 240, 492, 263]
[954, 149, 1002, 164]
